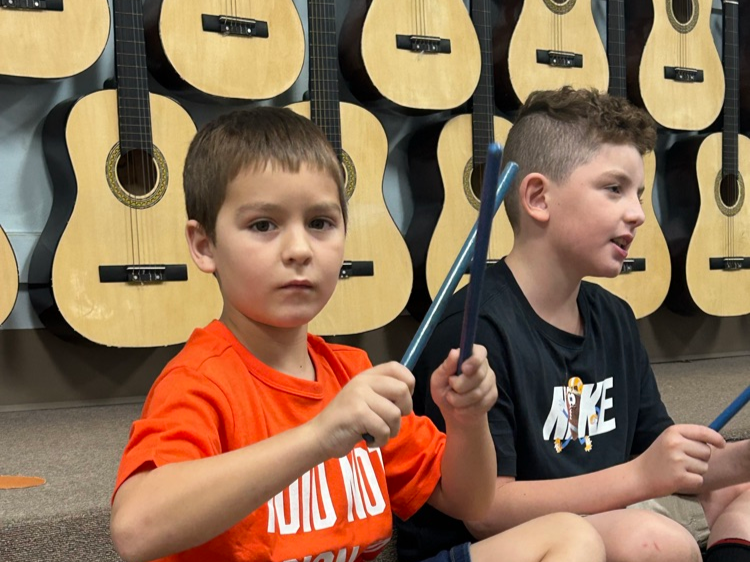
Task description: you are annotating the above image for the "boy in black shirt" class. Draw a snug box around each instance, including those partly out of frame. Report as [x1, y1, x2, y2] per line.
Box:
[398, 87, 750, 562]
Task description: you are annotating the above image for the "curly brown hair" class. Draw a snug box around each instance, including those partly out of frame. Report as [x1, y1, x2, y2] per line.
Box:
[501, 87, 657, 231]
[183, 106, 346, 241]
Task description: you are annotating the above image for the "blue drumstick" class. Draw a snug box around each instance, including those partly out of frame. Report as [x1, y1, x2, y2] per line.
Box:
[401, 155, 518, 371]
[708, 385, 750, 431]
[362, 155, 517, 446]
[456, 143, 504, 373]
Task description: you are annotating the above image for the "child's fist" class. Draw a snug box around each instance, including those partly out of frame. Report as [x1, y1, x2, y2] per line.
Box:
[312, 362, 415, 458]
[430, 346, 497, 426]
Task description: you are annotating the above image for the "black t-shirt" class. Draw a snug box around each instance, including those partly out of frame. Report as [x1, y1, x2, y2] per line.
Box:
[397, 259, 673, 562]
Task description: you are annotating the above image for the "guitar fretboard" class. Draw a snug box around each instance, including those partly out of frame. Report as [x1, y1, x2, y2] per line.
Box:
[113, 0, 153, 154]
[723, 0, 739, 178]
[471, 0, 495, 167]
[607, 0, 627, 98]
[308, 0, 343, 157]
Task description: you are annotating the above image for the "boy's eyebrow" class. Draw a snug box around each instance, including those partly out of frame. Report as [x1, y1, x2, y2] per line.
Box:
[234, 201, 342, 217]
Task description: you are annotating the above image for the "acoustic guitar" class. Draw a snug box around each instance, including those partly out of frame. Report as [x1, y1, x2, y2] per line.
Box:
[287, 0, 413, 336]
[684, 0, 750, 316]
[493, 0, 609, 112]
[0, 0, 109, 80]
[143, 0, 305, 102]
[28, 0, 222, 347]
[338, 0, 481, 111]
[406, 0, 513, 318]
[584, 0, 671, 319]
[627, 0, 723, 131]
[0, 226, 19, 325]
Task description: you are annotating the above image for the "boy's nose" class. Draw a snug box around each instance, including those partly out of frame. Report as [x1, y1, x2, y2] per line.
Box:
[626, 194, 646, 227]
[282, 226, 313, 263]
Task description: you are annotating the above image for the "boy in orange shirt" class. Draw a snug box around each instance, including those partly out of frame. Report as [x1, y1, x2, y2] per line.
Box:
[110, 107, 606, 562]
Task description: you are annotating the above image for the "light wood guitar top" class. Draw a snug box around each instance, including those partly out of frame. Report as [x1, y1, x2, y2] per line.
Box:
[0, 0, 110, 79]
[508, 0, 608, 103]
[638, 0, 723, 131]
[50, 91, 222, 347]
[686, 133, 750, 316]
[153, 0, 305, 100]
[360, 0, 481, 110]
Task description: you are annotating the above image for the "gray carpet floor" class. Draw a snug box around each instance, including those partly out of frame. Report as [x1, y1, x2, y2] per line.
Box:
[0, 357, 747, 561]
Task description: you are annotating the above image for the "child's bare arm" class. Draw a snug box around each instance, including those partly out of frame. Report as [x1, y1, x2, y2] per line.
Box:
[426, 346, 498, 521]
[111, 362, 414, 562]
[464, 423, 726, 538]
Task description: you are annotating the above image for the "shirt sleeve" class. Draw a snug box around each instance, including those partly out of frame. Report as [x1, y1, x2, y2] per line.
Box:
[113, 367, 234, 498]
[380, 412, 446, 521]
[630, 336, 674, 455]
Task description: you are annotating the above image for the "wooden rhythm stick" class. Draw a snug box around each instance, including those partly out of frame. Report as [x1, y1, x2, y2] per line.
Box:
[708, 385, 750, 431]
[362, 151, 517, 445]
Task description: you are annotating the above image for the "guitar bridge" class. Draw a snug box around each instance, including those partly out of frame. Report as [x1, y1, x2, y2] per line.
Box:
[709, 257, 750, 271]
[664, 66, 704, 83]
[536, 49, 583, 68]
[99, 265, 188, 284]
[620, 259, 646, 274]
[396, 34, 451, 54]
[201, 14, 269, 38]
[1, 0, 63, 10]
[339, 261, 374, 279]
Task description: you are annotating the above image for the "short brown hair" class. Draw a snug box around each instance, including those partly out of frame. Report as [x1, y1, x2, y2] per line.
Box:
[184, 106, 346, 241]
[501, 87, 657, 231]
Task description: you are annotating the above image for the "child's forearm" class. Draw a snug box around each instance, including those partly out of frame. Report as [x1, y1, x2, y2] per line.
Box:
[111, 422, 328, 562]
[465, 461, 654, 539]
[428, 417, 496, 521]
[698, 440, 750, 493]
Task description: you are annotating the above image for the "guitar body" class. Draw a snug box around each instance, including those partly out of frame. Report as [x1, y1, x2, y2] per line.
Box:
[287, 101, 413, 335]
[339, 0, 481, 111]
[143, 0, 304, 101]
[0, 226, 19, 325]
[0, 0, 110, 80]
[506, 0, 608, 105]
[30, 90, 222, 347]
[425, 114, 514, 299]
[686, 133, 750, 316]
[585, 152, 671, 318]
[636, 0, 723, 131]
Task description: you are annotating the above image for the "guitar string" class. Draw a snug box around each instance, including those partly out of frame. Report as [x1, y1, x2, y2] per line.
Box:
[134, 0, 147, 270]
[120, 2, 141, 270]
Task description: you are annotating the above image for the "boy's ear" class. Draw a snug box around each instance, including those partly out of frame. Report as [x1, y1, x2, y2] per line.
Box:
[519, 173, 550, 223]
[185, 220, 217, 274]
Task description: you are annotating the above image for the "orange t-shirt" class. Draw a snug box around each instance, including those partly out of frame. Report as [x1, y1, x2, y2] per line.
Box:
[114, 321, 446, 562]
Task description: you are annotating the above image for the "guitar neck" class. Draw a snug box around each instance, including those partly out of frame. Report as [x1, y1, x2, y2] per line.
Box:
[471, 0, 495, 166]
[113, 0, 153, 154]
[308, 0, 343, 157]
[723, 0, 739, 177]
[607, 0, 627, 98]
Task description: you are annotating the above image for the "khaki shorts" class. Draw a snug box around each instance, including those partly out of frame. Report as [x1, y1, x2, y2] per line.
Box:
[627, 494, 709, 547]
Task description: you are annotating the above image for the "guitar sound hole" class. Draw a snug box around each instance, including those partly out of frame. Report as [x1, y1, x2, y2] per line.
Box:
[720, 174, 740, 209]
[117, 149, 158, 197]
[671, 0, 694, 25]
[470, 162, 485, 202]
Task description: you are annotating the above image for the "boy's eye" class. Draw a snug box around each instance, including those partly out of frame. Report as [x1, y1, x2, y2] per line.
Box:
[309, 217, 333, 230]
[607, 185, 621, 194]
[250, 220, 274, 232]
